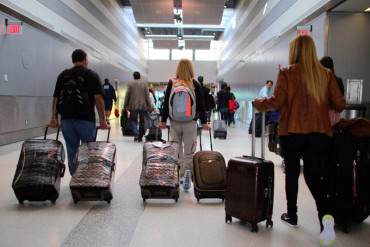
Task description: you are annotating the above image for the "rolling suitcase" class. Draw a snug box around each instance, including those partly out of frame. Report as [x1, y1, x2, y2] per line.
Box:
[193, 128, 226, 202]
[145, 113, 162, 142]
[140, 141, 180, 202]
[225, 109, 274, 232]
[329, 119, 370, 232]
[121, 109, 135, 136]
[12, 127, 66, 204]
[70, 128, 116, 204]
[213, 119, 227, 139]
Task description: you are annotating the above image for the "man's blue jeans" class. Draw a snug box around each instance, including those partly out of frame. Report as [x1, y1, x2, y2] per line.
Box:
[61, 119, 96, 175]
[129, 109, 146, 139]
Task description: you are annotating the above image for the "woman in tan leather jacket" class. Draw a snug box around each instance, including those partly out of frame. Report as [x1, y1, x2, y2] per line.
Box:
[254, 35, 345, 246]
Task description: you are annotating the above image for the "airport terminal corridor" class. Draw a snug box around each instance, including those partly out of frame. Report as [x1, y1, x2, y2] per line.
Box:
[1, 0, 370, 246]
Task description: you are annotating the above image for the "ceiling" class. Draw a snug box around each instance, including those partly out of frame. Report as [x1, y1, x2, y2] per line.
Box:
[332, 0, 370, 12]
[117, 0, 239, 49]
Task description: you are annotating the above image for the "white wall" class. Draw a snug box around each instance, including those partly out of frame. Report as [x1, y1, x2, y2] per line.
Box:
[147, 61, 218, 83]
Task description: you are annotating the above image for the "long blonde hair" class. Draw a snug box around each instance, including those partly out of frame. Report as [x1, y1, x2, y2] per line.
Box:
[289, 35, 328, 103]
[176, 59, 194, 89]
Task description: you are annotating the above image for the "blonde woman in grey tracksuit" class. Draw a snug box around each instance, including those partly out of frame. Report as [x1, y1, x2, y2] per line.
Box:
[159, 59, 210, 191]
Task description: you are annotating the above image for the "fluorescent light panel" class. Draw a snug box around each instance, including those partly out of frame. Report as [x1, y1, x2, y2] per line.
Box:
[144, 34, 215, 40]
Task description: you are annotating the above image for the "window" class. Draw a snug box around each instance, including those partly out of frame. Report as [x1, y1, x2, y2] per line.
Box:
[148, 48, 170, 60]
[171, 49, 193, 60]
[195, 50, 218, 61]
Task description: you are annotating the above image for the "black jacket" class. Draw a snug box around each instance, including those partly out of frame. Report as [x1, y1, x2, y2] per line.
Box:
[161, 80, 207, 124]
[217, 90, 230, 110]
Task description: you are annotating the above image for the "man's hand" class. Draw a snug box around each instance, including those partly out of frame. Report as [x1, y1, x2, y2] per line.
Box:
[159, 122, 167, 129]
[202, 123, 211, 130]
[99, 120, 109, 129]
[48, 118, 59, 128]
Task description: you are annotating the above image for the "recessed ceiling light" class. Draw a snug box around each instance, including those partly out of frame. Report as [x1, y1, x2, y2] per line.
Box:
[263, 2, 268, 16]
[365, 7, 370, 12]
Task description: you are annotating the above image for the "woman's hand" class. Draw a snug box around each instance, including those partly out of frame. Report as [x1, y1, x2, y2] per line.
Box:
[159, 122, 167, 129]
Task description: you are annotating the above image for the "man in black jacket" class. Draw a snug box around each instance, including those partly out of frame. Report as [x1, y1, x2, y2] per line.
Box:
[217, 82, 230, 124]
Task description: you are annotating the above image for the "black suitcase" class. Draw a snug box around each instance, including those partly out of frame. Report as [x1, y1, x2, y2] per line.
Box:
[12, 127, 66, 204]
[193, 128, 226, 202]
[213, 120, 227, 139]
[329, 123, 370, 232]
[140, 141, 179, 202]
[121, 109, 135, 136]
[225, 110, 274, 232]
[70, 128, 116, 204]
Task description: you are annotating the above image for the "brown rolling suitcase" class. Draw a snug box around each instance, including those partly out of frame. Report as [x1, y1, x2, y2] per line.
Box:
[225, 110, 274, 232]
[70, 128, 116, 204]
[193, 128, 226, 202]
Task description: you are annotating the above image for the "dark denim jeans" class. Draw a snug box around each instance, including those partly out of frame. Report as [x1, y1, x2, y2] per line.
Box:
[129, 109, 146, 139]
[61, 119, 96, 175]
[220, 107, 229, 125]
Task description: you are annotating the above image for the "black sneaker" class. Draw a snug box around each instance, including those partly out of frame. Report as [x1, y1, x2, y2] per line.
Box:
[281, 213, 298, 227]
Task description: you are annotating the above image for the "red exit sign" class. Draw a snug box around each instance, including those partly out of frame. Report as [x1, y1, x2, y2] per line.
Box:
[2, 19, 22, 35]
[7, 23, 22, 34]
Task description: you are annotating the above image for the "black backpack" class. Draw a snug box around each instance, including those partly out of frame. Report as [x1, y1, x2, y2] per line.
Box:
[57, 70, 90, 116]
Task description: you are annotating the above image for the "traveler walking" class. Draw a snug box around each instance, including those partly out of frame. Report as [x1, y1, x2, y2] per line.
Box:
[320, 56, 345, 126]
[48, 49, 108, 175]
[198, 76, 215, 122]
[159, 59, 209, 191]
[227, 87, 238, 127]
[258, 80, 274, 99]
[123, 72, 153, 142]
[102, 78, 117, 124]
[253, 35, 345, 246]
[217, 83, 231, 124]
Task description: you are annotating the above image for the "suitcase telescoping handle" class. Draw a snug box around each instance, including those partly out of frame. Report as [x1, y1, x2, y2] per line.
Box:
[198, 126, 213, 151]
[251, 107, 265, 159]
[44, 126, 60, 140]
[95, 127, 111, 142]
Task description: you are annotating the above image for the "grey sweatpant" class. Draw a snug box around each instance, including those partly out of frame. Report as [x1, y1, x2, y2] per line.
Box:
[170, 121, 197, 177]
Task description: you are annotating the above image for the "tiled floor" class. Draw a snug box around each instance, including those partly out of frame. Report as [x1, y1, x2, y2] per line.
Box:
[0, 121, 369, 247]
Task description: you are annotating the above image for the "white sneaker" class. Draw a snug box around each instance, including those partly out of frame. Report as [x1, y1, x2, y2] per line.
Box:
[320, 215, 335, 246]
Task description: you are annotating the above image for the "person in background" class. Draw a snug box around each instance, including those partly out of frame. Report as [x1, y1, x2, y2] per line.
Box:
[253, 35, 345, 246]
[198, 76, 214, 122]
[123, 71, 153, 142]
[48, 49, 108, 175]
[217, 82, 231, 124]
[149, 87, 157, 109]
[159, 59, 209, 192]
[227, 86, 238, 128]
[258, 80, 274, 98]
[102, 78, 117, 124]
[320, 56, 345, 125]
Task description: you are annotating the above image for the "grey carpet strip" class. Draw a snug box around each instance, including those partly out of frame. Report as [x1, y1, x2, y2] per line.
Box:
[61, 155, 144, 247]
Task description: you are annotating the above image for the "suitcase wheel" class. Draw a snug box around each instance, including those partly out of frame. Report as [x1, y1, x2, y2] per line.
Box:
[51, 199, 57, 204]
[174, 196, 179, 203]
[142, 198, 147, 203]
[266, 219, 273, 228]
[225, 214, 232, 223]
[73, 197, 79, 204]
[251, 223, 259, 232]
[106, 199, 111, 204]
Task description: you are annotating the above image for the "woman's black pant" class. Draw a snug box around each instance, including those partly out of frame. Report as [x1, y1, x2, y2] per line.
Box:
[280, 134, 333, 221]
